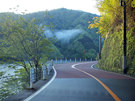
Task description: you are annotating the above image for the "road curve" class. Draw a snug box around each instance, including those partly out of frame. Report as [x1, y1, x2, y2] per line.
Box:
[25, 61, 135, 101]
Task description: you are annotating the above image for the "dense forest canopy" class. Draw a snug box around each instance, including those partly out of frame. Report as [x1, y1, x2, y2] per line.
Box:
[89, 0, 135, 74]
[0, 8, 99, 61]
[24, 8, 99, 60]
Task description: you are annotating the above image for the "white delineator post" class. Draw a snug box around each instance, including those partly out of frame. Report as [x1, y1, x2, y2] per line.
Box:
[30, 67, 35, 88]
[70, 59, 71, 62]
[42, 65, 46, 80]
[65, 59, 67, 63]
[75, 58, 76, 62]
[80, 58, 81, 62]
[47, 63, 50, 75]
[51, 59, 53, 66]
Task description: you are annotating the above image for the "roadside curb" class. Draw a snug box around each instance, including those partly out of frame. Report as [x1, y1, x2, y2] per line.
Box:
[91, 63, 135, 80]
[24, 66, 57, 101]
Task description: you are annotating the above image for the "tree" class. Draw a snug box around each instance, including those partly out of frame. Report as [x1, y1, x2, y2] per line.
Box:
[0, 15, 52, 82]
[88, 0, 135, 74]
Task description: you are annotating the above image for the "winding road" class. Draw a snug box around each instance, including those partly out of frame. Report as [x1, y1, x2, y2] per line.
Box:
[25, 61, 135, 101]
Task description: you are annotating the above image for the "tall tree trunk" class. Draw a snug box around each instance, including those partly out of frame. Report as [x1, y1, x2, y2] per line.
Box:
[22, 61, 30, 85]
[22, 61, 30, 76]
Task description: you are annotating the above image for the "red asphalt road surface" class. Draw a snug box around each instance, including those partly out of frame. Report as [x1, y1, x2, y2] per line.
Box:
[54, 61, 135, 101]
[28, 61, 135, 101]
[55, 61, 132, 79]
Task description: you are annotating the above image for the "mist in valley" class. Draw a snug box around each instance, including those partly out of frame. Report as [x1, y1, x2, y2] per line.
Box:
[45, 29, 83, 43]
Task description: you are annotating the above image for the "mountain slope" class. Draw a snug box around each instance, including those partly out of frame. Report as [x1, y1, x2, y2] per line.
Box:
[0, 8, 99, 60]
[24, 8, 99, 60]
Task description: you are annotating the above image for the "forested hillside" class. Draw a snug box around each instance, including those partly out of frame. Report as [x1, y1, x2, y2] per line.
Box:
[24, 8, 99, 60]
[89, 0, 135, 74]
[0, 8, 99, 60]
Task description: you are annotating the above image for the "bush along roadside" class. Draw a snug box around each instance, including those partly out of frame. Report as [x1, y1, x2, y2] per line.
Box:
[95, 63, 135, 78]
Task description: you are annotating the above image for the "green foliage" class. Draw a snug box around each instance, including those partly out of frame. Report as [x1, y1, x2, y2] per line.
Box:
[23, 8, 99, 59]
[25, 8, 96, 30]
[0, 76, 24, 101]
[48, 44, 64, 59]
[85, 49, 97, 59]
[0, 71, 4, 76]
[89, 0, 135, 75]
[98, 31, 123, 69]
[0, 13, 53, 84]
[55, 33, 98, 60]
[0, 86, 14, 101]
[0, 8, 99, 60]
[15, 65, 30, 87]
[0, 10, 58, 100]
[128, 57, 135, 74]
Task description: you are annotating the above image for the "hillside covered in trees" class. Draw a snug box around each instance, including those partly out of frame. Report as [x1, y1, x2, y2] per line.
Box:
[0, 8, 99, 61]
[89, 0, 135, 74]
[24, 8, 99, 60]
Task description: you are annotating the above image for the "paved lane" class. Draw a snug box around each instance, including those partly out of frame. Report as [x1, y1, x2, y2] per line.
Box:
[26, 62, 135, 101]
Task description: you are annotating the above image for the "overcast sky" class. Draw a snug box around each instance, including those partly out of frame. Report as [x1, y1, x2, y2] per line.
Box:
[0, 0, 100, 15]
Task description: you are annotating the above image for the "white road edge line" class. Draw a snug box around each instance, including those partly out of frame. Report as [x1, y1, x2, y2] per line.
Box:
[72, 62, 135, 80]
[23, 66, 57, 101]
[91, 63, 135, 80]
[72, 61, 97, 69]
[71, 62, 121, 101]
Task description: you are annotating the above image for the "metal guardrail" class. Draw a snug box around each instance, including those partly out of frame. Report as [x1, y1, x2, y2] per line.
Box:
[53, 58, 94, 64]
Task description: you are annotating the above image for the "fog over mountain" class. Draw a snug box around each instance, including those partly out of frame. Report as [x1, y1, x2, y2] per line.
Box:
[0, 8, 99, 59]
[45, 29, 83, 43]
[36, 8, 99, 59]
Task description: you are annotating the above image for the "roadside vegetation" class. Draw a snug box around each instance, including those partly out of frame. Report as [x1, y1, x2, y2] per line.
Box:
[0, 11, 53, 100]
[89, 0, 135, 75]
